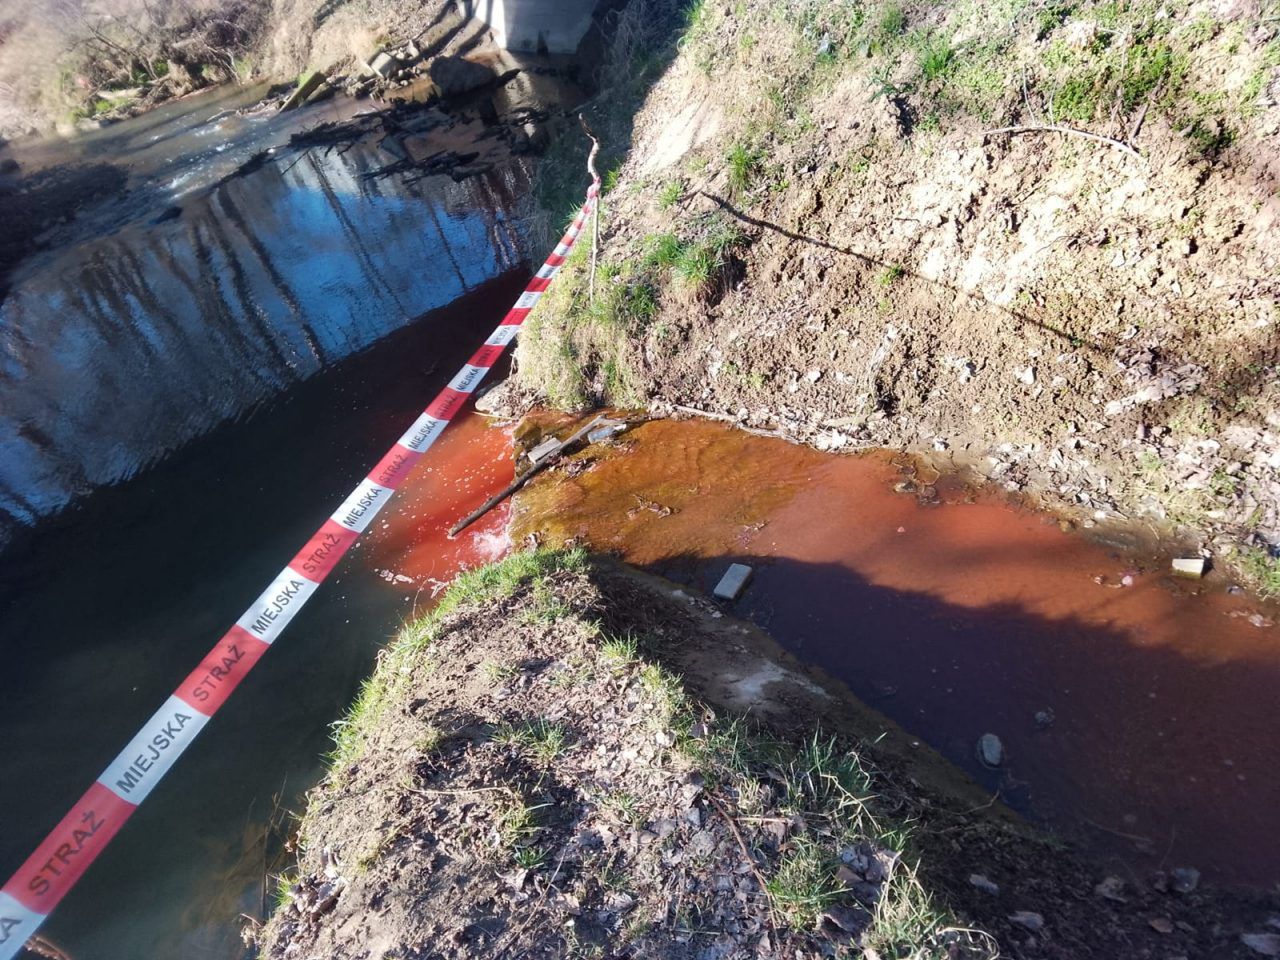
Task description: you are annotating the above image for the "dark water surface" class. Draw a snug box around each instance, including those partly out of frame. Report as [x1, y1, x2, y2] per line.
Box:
[0, 279, 521, 958]
[514, 418, 1280, 889]
[0, 87, 540, 957]
[0, 84, 529, 546]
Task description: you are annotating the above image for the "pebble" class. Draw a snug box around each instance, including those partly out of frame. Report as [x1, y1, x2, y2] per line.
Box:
[1094, 876, 1126, 902]
[976, 733, 1004, 767]
[1242, 933, 1280, 957]
[1009, 911, 1045, 932]
[1171, 866, 1200, 893]
[969, 873, 1000, 895]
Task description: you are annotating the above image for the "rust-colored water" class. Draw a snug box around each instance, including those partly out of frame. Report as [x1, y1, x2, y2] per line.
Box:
[513, 417, 1280, 887]
[362, 411, 516, 591]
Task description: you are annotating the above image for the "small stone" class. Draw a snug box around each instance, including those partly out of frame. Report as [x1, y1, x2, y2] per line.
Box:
[976, 733, 1004, 767]
[1171, 866, 1200, 894]
[1009, 911, 1044, 932]
[1095, 876, 1126, 902]
[1017, 366, 1036, 385]
[1034, 708, 1055, 728]
[1242, 933, 1280, 957]
[687, 830, 717, 858]
[1149, 917, 1174, 934]
[969, 873, 1000, 895]
[821, 904, 871, 934]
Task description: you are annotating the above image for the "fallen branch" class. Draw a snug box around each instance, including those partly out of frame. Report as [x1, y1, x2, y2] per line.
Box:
[578, 114, 601, 303]
[707, 792, 779, 930]
[983, 124, 1145, 162]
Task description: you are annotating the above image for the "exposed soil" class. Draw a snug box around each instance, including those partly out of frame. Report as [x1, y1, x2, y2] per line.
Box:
[257, 556, 1278, 959]
[515, 0, 1280, 593]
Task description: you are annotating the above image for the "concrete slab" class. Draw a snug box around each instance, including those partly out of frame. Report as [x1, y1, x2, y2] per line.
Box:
[713, 563, 753, 601]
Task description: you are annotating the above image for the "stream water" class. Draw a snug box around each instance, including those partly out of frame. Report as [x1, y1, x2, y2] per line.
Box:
[513, 417, 1280, 889]
[0, 82, 541, 957]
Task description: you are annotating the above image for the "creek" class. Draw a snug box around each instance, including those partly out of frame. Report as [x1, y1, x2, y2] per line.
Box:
[0, 80, 546, 957]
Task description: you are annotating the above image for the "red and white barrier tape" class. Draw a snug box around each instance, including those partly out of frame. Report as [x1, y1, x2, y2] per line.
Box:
[0, 177, 601, 958]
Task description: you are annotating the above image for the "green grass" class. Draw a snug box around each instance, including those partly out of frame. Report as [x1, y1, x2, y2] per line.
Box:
[482, 660, 519, 682]
[725, 141, 764, 197]
[675, 243, 718, 288]
[645, 231, 684, 268]
[271, 872, 299, 912]
[602, 790, 645, 826]
[878, 2, 906, 40]
[1240, 547, 1280, 599]
[766, 836, 839, 928]
[495, 718, 571, 766]
[877, 264, 905, 285]
[326, 550, 587, 774]
[917, 35, 954, 81]
[600, 632, 640, 667]
[658, 179, 685, 209]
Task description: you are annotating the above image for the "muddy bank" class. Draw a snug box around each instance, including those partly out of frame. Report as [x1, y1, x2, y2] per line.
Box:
[515, 0, 1280, 595]
[259, 550, 1277, 959]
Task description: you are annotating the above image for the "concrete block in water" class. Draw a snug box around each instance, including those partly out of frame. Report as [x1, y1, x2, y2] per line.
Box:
[1171, 557, 1206, 578]
[281, 70, 328, 111]
[713, 563, 753, 601]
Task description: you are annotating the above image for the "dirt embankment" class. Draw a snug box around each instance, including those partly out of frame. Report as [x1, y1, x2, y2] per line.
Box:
[256, 550, 1276, 959]
[516, 0, 1280, 596]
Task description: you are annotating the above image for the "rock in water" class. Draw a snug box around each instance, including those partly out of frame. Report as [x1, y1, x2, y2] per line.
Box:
[428, 56, 496, 96]
[977, 733, 1004, 767]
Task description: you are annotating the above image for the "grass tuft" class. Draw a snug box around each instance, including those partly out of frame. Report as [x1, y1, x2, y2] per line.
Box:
[725, 141, 764, 197]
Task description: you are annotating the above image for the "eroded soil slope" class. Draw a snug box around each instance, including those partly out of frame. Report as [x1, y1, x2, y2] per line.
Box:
[517, 0, 1280, 592]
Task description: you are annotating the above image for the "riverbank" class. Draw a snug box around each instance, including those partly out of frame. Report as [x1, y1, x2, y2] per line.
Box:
[0, 0, 464, 138]
[257, 548, 1277, 958]
[514, 0, 1280, 597]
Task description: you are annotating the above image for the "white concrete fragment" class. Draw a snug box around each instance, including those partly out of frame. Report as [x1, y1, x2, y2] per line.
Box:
[713, 563, 753, 600]
[1171, 557, 1206, 578]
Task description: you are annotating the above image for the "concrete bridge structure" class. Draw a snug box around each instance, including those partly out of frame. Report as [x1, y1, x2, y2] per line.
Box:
[457, 0, 601, 55]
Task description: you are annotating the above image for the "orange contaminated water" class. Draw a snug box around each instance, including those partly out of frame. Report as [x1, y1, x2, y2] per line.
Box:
[362, 411, 517, 596]
[512, 417, 1280, 887]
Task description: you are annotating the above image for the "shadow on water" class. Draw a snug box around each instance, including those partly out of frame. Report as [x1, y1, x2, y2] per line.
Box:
[512, 417, 1280, 888]
[0, 272, 526, 959]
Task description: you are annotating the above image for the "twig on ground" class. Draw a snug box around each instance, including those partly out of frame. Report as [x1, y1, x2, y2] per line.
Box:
[1081, 816, 1152, 844]
[670, 404, 794, 441]
[707, 792, 779, 930]
[983, 124, 1146, 162]
[578, 114, 601, 303]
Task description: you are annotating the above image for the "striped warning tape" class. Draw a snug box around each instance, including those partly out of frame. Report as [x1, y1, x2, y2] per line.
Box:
[0, 176, 601, 958]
